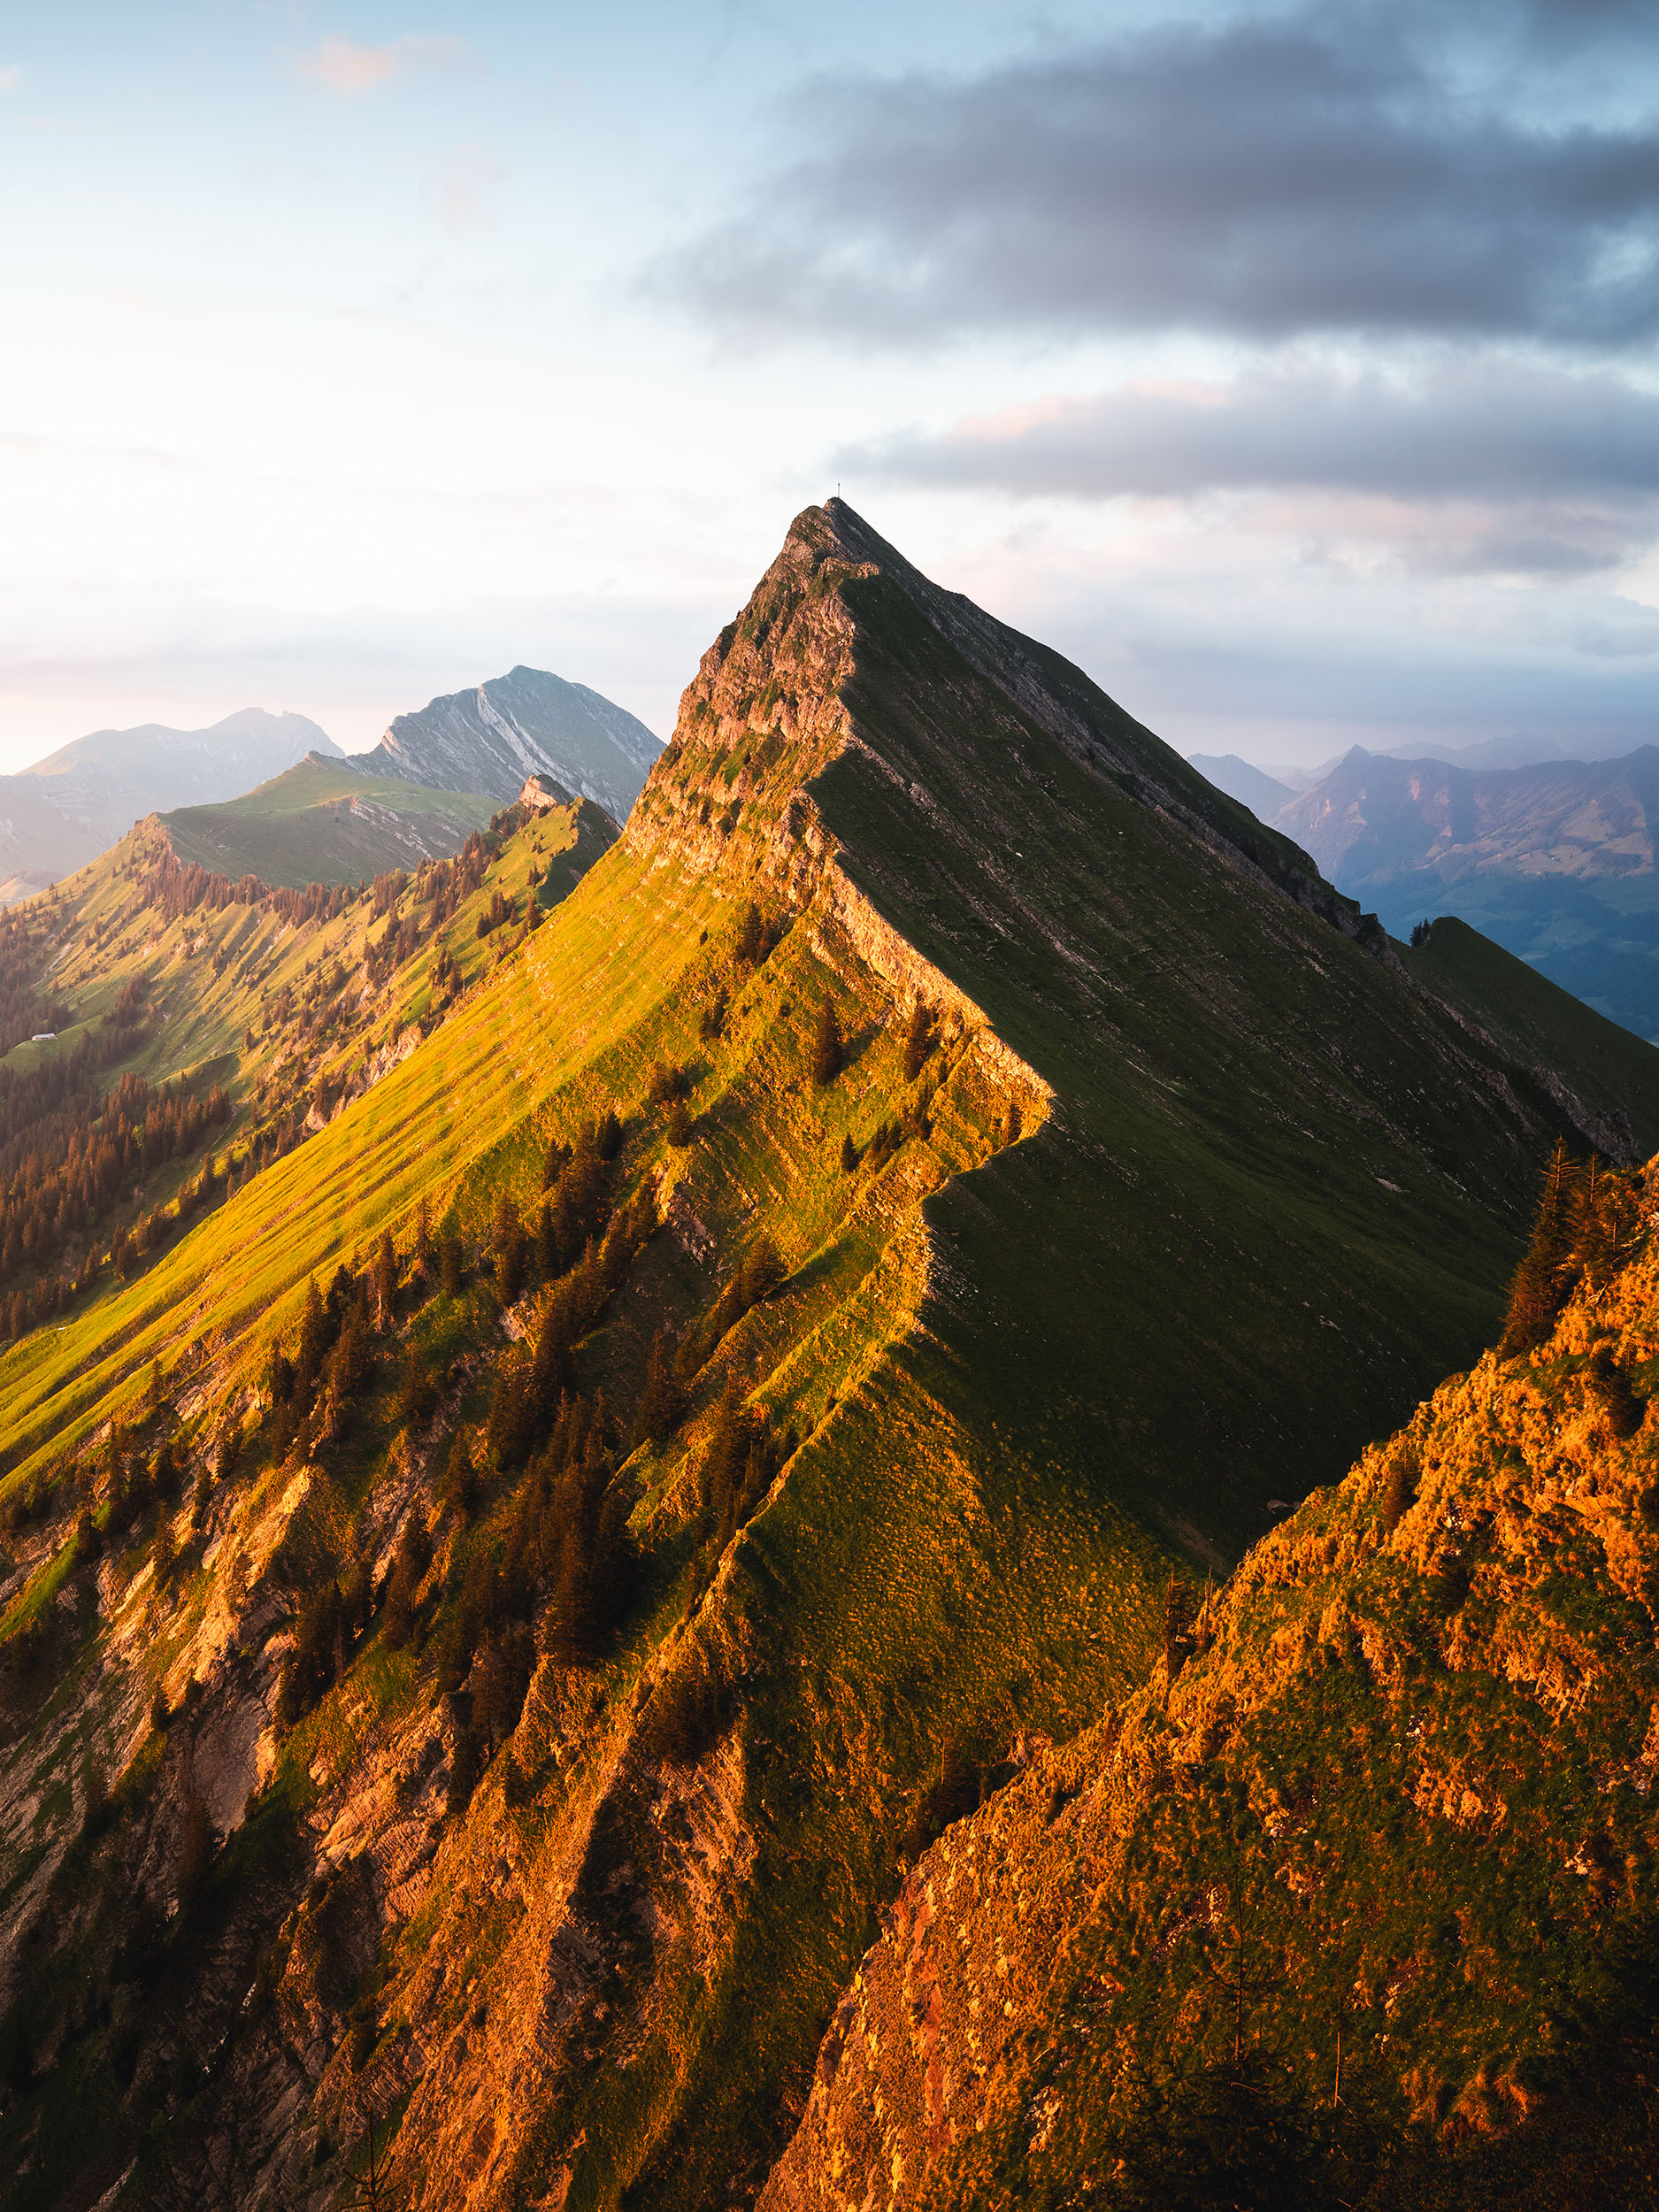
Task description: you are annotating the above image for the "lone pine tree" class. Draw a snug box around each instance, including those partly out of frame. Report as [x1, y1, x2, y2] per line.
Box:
[1502, 1139, 1580, 1355]
[811, 1002, 843, 1086]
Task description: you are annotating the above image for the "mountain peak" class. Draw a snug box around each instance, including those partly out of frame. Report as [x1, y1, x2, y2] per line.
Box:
[633, 499, 1390, 958]
[356, 664, 660, 818]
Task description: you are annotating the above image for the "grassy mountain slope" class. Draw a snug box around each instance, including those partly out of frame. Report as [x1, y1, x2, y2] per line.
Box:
[0, 788, 606, 1359]
[1404, 916, 1659, 1144]
[0, 503, 1656, 2212]
[158, 753, 498, 888]
[766, 1161, 1659, 2209]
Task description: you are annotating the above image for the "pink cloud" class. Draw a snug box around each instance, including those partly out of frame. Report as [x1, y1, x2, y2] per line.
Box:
[296, 34, 466, 97]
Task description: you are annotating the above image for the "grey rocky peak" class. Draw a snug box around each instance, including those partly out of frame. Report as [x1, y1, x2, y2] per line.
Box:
[357, 666, 659, 822]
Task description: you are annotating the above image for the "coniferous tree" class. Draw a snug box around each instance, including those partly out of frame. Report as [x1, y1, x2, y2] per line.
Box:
[666, 1095, 694, 1148]
[534, 1200, 557, 1281]
[1501, 1139, 1580, 1356]
[550, 1519, 594, 1663]
[487, 1366, 533, 1471]
[373, 1229, 398, 1330]
[634, 1326, 683, 1448]
[447, 1723, 480, 1816]
[810, 1002, 843, 1087]
[1567, 1156, 1637, 1292]
[839, 1132, 857, 1174]
[331, 1287, 373, 1397]
[414, 1194, 436, 1281]
[268, 1344, 295, 1408]
[648, 1059, 687, 1109]
[294, 1275, 330, 1398]
[442, 1432, 479, 1520]
[382, 1532, 418, 1649]
[397, 1345, 438, 1427]
[700, 1369, 750, 1537]
[494, 1193, 526, 1303]
[440, 1233, 465, 1299]
[740, 1234, 784, 1308]
[902, 999, 936, 1083]
[735, 901, 764, 967]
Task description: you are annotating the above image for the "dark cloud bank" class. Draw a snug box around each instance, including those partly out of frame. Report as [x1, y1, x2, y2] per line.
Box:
[671, 3, 1659, 347]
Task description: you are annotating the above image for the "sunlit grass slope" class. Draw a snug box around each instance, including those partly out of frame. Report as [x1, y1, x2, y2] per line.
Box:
[0, 793, 598, 1368]
[0, 835, 714, 1485]
[158, 753, 497, 889]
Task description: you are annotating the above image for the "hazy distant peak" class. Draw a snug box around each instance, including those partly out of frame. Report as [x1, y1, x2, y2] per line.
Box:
[23, 706, 339, 780]
[1186, 751, 1297, 818]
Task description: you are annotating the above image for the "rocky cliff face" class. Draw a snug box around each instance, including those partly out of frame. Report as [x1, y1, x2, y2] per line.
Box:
[361, 666, 660, 821]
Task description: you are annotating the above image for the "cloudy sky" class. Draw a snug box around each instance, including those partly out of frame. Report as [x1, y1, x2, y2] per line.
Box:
[1, 0, 1655, 772]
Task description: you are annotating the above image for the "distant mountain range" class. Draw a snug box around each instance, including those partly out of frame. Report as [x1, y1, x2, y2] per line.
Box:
[1191, 741, 1659, 1039]
[354, 665, 660, 823]
[0, 670, 662, 901]
[0, 708, 339, 893]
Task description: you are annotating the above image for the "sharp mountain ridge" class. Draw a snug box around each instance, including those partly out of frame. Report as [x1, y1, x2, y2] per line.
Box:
[0, 503, 1655, 2212]
[767, 1160, 1659, 2209]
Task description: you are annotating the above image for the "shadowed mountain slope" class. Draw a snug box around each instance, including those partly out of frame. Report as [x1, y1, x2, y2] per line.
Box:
[0, 504, 1655, 2212]
[357, 665, 660, 821]
[158, 752, 498, 889]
